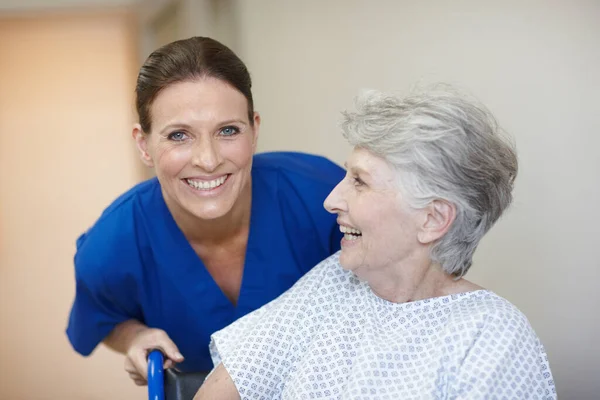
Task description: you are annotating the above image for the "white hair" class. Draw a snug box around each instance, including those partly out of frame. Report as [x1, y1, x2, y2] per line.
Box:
[341, 85, 518, 277]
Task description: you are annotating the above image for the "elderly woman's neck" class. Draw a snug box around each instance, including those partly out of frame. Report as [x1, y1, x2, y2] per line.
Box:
[368, 259, 476, 303]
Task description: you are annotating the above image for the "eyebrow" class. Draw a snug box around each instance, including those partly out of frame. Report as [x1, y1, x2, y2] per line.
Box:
[218, 119, 248, 126]
[344, 162, 371, 177]
[159, 118, 248, 134]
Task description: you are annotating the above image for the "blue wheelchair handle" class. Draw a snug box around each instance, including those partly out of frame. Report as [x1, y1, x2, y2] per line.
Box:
[148, 350, 165, 400]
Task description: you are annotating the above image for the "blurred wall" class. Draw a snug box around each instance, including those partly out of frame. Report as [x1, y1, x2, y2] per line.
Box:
[0, 10, 146, 400]
[0, 0, 136, 12]
[178, 0, 598, 398]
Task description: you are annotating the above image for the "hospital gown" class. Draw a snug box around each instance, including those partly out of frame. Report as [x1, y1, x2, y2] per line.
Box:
[210, 253, 556, 399]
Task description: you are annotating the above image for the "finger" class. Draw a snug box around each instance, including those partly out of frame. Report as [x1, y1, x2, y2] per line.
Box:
[124, 357, 137, 374]
[131, 350, 150, 380]
[128, 371, 142, 381]
[154, 334, 184, 363]
[133, 378, 147, 386]
[163, 359, 174, 370]
[129, 370, 147, 386]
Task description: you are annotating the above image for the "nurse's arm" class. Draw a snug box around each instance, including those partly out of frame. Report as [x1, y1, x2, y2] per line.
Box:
[103, 319, 148, 353]
[194, 363, 240, 400]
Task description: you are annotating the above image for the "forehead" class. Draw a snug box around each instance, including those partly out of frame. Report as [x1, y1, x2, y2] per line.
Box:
[347, 147, 395, 179]
[150, 77, 248, 126]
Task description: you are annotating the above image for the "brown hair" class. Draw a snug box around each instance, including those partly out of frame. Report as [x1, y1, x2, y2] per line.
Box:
[135, 36, 254, 133]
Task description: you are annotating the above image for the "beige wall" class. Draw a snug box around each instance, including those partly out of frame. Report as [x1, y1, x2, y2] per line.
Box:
[0, 11, 146, 400]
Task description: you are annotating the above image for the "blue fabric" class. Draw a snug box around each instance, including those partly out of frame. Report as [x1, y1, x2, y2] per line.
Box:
[66, 152, 344, 372]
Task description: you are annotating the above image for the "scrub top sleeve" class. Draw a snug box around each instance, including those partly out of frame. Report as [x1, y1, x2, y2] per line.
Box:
[66, 257, 142, 356]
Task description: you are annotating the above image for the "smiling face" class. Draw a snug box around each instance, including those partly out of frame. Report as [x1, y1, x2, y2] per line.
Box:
[324, 147, 426, 280]
[133, 77, 259, 221]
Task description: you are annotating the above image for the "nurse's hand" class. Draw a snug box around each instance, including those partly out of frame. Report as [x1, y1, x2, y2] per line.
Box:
[104, 319, 184, 386]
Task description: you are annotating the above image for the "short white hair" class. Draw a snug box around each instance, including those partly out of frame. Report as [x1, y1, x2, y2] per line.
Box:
[341, 85, 518, 277]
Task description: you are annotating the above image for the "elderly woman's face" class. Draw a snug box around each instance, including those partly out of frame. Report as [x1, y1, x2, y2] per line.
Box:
[324, 147, 423, 279]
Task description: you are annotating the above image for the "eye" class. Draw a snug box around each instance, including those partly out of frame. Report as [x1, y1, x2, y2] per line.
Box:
[168, 131, 188, 141]
[219, 126, 241, 136]
[353, 176, 365, 187]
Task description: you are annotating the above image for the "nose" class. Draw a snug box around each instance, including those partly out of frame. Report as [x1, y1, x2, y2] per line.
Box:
[192, 136, 222, 172]
[323, 179, 347, 214]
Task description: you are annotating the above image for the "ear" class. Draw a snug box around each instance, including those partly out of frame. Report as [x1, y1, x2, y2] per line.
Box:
[417, 199, 456, 244]
[132, 123, 154, 167]
[251, 112, 261, 151]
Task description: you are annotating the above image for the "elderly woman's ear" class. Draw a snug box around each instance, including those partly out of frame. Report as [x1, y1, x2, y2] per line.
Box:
[417, 200, 456, 244]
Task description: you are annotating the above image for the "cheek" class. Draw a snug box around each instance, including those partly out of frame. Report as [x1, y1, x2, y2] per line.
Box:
[363, 200, 410, 245]
[155, 146, 191, 175]
[223, 138, 254, 168]
[378, 213, 418, 250]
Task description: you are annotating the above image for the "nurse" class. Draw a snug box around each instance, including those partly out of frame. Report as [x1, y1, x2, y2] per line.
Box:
[65, 36, 343, 386]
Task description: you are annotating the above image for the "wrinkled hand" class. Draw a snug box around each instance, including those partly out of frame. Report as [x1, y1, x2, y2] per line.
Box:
[123, 328, 184, 386]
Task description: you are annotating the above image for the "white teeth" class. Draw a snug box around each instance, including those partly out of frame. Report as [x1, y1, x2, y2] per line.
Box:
[340, 225, 362, 235]
[186, 176, 227, 190]
[344, 233, 360, 241]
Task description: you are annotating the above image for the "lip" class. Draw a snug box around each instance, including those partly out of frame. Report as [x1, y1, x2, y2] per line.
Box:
[340, 234, 361, 248]
[181, 173, 231, 196]
[337, 219, 359, 230]
[337, 219, 362, 249]
[184, 173, 230, 181]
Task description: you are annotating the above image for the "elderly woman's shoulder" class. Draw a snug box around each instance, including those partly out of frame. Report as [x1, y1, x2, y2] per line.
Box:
[446, 290, 540, 337]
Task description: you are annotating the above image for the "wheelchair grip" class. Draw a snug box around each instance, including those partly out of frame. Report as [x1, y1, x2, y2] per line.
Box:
[148, 349, 165, 400]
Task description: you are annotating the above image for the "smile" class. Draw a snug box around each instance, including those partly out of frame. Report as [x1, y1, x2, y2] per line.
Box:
[340, 225, 362, 241]
[185, 175, 228, 190]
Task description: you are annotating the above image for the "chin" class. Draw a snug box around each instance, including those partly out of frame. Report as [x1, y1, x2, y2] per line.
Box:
[184, 199, 232, 220]
[180, 189, 237, 219]
[339, 252, 358, 272]
[192, 207, 230, 220]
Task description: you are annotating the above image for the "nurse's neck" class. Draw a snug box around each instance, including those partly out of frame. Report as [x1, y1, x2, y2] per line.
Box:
[164, 181, 252, 246]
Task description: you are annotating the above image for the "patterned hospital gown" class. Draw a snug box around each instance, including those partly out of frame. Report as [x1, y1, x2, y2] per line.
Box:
[210, 253, 556, 399]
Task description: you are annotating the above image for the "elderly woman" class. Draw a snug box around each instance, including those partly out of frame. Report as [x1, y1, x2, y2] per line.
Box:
[195, 87, 556, 399]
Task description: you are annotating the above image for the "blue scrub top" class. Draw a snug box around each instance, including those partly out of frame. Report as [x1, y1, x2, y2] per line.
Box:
[66, 152, 344, 372]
